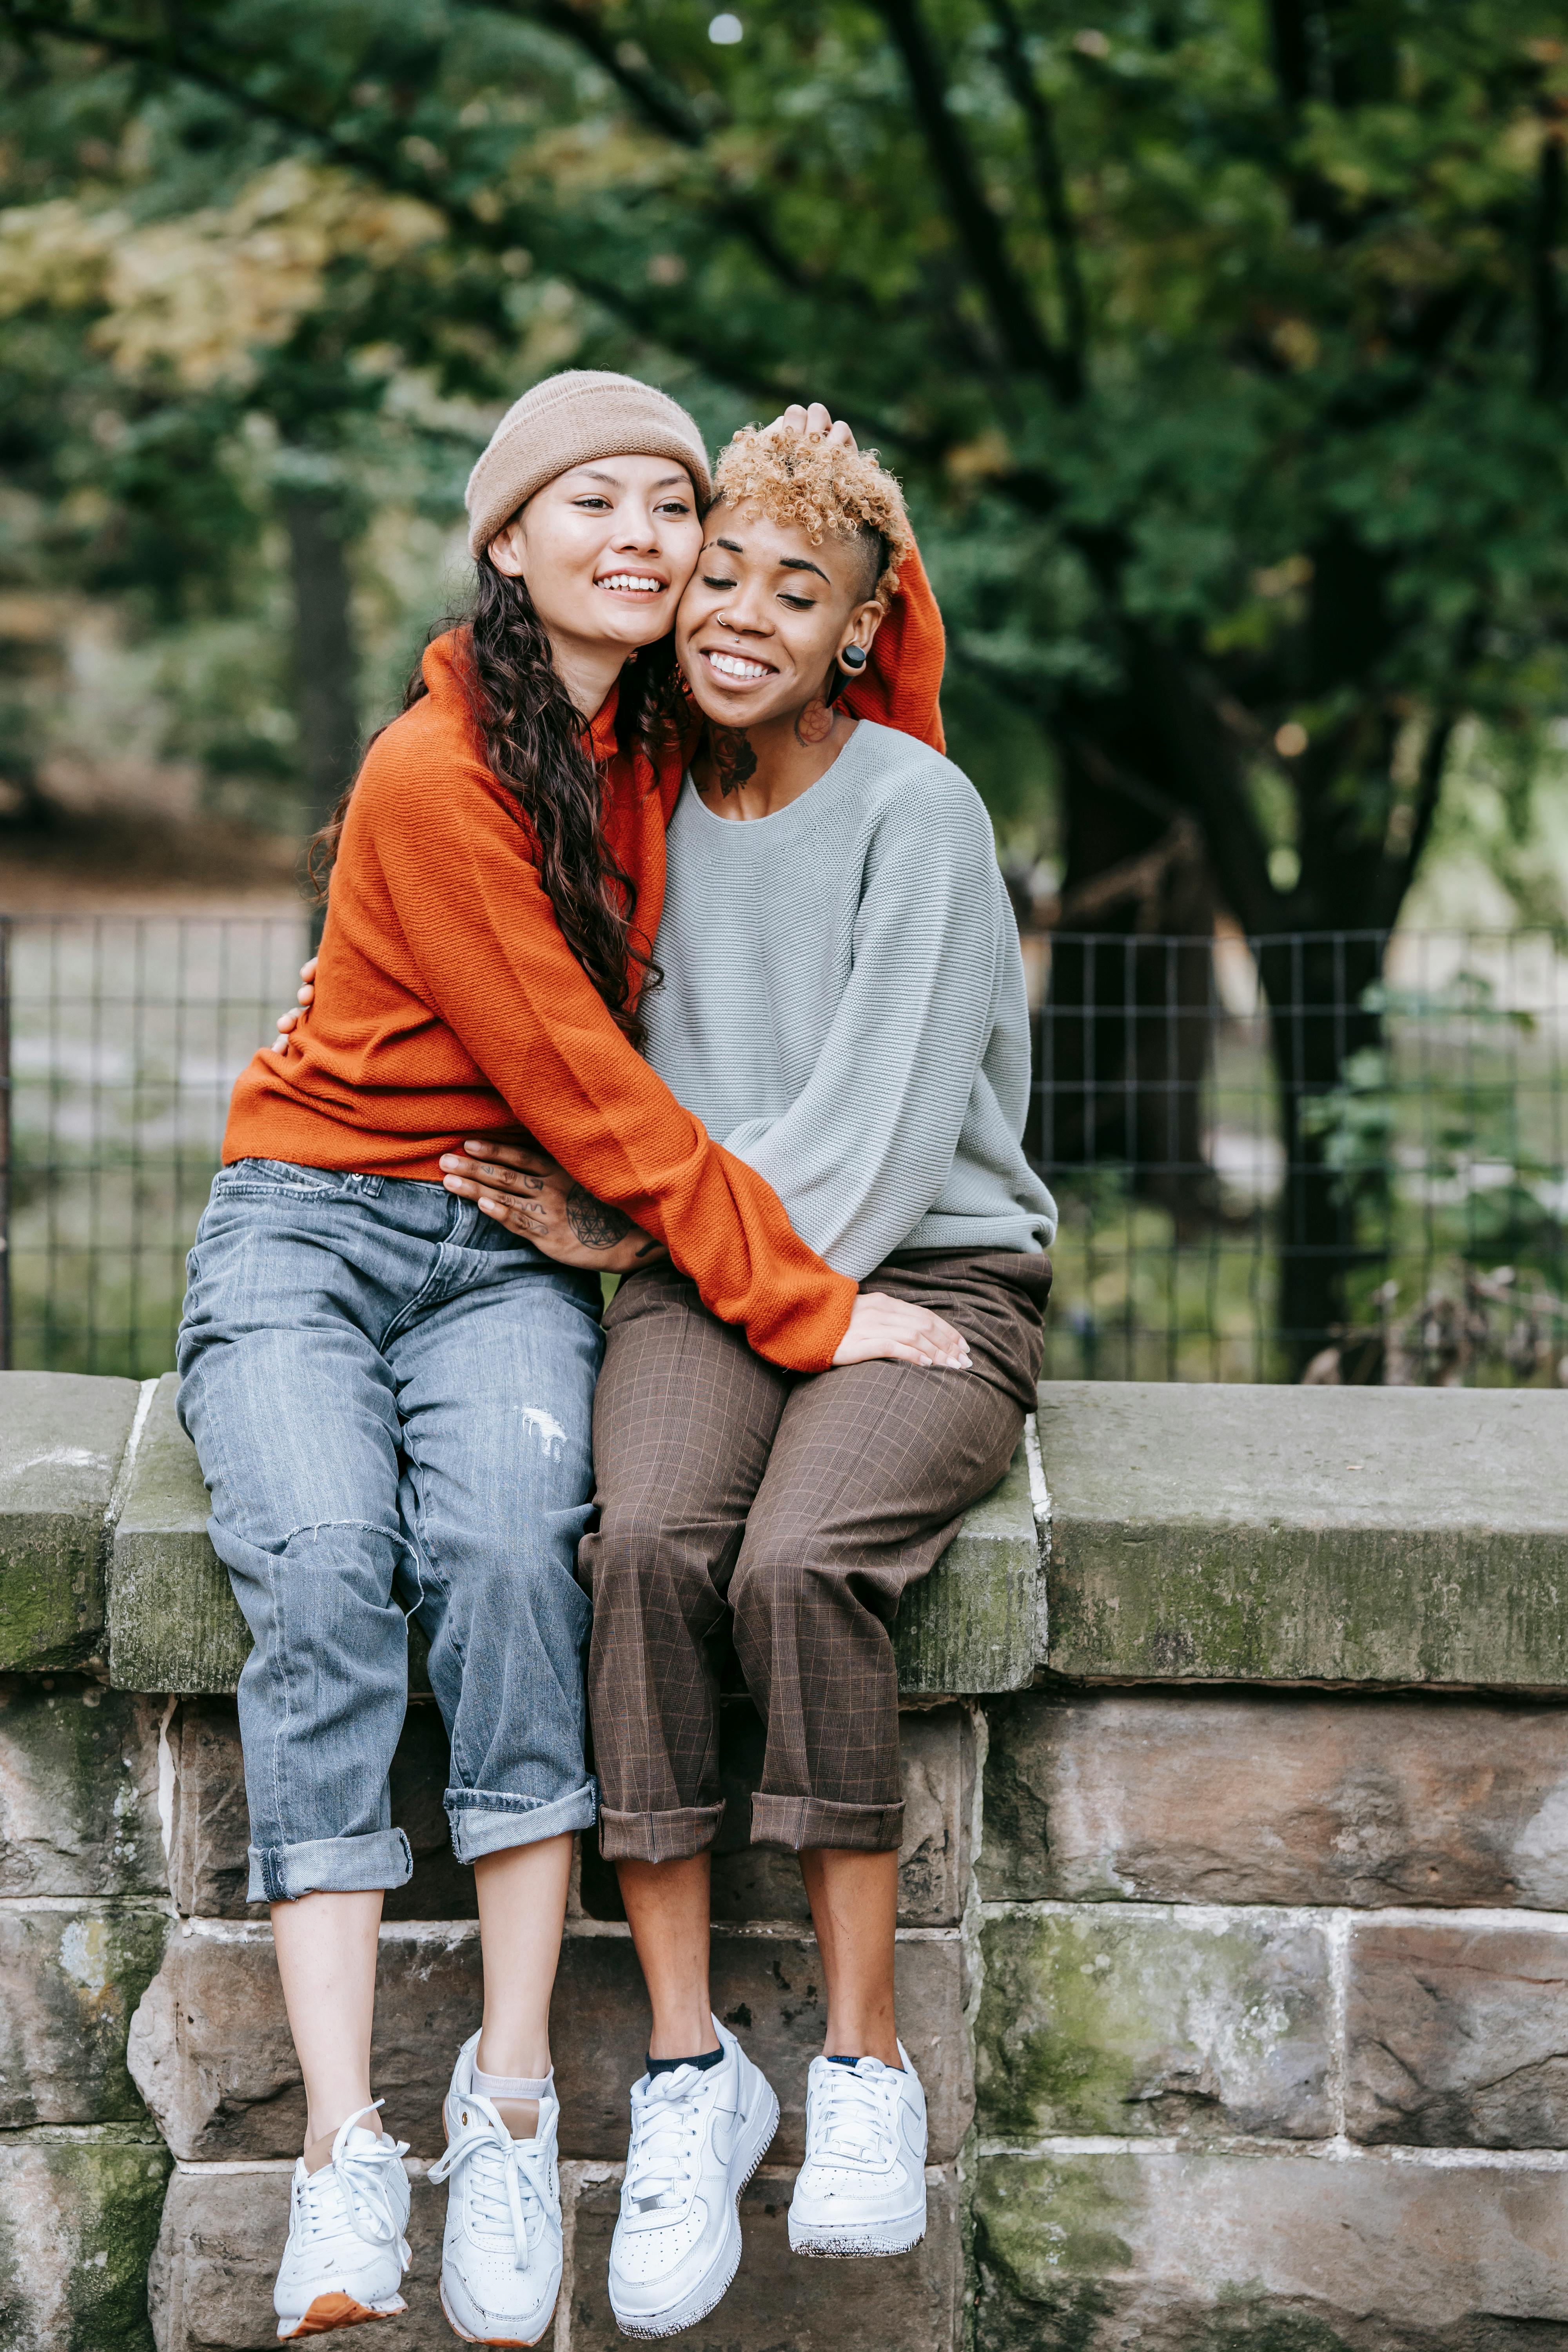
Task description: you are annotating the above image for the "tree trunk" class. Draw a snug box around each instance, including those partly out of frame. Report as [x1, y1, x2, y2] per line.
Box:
[283, 488, 360, 846]
[1033, 720, 1220, 1235]
[1031, 679, 1405, 1368]
[1256, 929, 1388, 1374]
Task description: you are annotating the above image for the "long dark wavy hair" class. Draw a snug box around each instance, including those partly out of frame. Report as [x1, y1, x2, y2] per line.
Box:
[310, 555, 688, 1048]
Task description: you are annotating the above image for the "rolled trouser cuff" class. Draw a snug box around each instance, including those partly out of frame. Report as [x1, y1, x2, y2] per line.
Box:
[446, 1779, 599, 1862]
[249, 1828, 412, 1904]
[749, 1795, 904, 1854]
[596, 1802, 726, 1864]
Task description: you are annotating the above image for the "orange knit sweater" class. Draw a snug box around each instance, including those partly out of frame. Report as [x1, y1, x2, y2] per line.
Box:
[224, 550, 947, 1372]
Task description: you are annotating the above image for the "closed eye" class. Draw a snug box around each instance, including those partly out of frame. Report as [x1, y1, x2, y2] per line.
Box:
[702, 573, 737, 589]
[779, 593, 815, 609]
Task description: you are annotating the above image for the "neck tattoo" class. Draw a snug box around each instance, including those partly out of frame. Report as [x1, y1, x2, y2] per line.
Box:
[793, 699, 834, 749]
[710, 726, 758, 797]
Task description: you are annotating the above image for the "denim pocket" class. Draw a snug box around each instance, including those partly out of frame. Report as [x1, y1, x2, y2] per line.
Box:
[212, 1158, 342, 1198]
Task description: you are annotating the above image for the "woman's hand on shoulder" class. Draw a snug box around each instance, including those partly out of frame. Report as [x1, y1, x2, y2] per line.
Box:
[273, 956, 318, 1058]
[833, 1291, 971, 1372]
[440, 1141, 668, 1273]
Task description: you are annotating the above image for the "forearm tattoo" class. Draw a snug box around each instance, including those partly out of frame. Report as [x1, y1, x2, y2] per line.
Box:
[565, 1184, 635, 1250]
[709, 725, 758, 796]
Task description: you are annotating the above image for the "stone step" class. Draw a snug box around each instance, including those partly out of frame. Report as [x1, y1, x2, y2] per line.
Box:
[979, 1684, 1568, 1910]
[975, 1903, 1333, 2147]
[129, 1919, 970, 2167]
[0, 1903, 170, 2130]
[0, 1675, 167, 1900]
[167, 1693, 975, 1927]
[151, 2160, 962, 2352]
[101, 1372, 1039, 1697]
[0, 2132, 171, 2350]
[973, 2147, 1568, 2348]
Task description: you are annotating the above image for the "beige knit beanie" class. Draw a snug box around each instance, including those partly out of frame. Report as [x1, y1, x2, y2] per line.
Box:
[465, 370, 713, 558]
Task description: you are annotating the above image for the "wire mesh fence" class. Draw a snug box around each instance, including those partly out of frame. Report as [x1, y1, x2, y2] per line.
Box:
[0, 915, 1563, 1385]
[1033, 926, 1567, 1385]
[0, 914, 312, 1378]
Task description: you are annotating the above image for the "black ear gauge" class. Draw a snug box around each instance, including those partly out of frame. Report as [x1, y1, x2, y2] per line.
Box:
[839, 643, 869, 671]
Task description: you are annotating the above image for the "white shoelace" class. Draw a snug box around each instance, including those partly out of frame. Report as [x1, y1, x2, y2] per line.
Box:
[624, 2069, 706, 2214]
[806, 2066, 898, 2171]
[429, 2091, 550, 2269]
[297, 2101, 409, 2249]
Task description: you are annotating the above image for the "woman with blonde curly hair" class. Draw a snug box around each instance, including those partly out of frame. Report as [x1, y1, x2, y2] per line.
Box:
[450, 416, 1055, 2335]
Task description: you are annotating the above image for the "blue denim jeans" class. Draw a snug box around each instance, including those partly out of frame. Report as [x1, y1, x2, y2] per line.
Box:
[177, 1160, 603, 1904]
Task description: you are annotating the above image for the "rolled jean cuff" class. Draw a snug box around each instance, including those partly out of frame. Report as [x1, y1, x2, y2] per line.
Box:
[248, 1828, 412, 1904]
[597, 1802, 726, 1865]
[749, 1795, 905, 1854]
[445, 1779, 599, 1864]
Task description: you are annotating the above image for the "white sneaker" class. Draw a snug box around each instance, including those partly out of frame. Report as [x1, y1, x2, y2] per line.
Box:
[788, 2045, 928, 2258]
[272, 2102, 412, 2339]
[427, 2032, 563, 2347]
[608, 2015, 779, 2339]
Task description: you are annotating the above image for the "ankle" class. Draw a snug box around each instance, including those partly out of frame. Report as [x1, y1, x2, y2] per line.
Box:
[475, 2030, 551, 2082]
[303, 2100, 381, 2172]
[488, 2096, 541, 2141]
[822, 2029, 900, 2069]
[646, 2018, 720, 2065]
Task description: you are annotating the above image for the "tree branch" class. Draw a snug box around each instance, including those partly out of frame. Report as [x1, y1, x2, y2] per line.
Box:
[984, 0, 1085, 397]
[470, 0, 820, 295]
[873, 0, 1066, 393]
[0, 0, 802, 403]
[528, 0, 712, 149]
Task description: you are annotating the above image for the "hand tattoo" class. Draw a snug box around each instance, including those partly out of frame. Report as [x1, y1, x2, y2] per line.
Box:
[709, 726, 758, 797]
[566, 1183, 635, 1250]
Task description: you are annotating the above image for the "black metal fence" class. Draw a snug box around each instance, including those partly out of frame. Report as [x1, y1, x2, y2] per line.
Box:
[1, 915, 1564, 1385]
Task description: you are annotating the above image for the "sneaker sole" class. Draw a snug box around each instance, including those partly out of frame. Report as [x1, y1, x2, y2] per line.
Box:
[788, 2212, 927, 2259]
[610, 2079, 780, 2341]
[276, 2292, 407, 2339]
[438, 2278, 556, 2347]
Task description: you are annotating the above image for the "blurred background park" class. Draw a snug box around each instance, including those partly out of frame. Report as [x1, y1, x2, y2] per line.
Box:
[0, 0, 1564, 1388]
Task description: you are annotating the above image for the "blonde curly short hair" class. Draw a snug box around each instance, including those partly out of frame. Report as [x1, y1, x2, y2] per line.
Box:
[712, 425, 915, 608]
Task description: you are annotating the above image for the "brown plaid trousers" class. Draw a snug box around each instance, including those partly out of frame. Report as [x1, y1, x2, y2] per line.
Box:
[577, 1250, 1048, 1862]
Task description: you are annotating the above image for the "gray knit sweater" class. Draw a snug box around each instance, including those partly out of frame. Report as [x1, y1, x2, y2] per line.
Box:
[641, 719, 1058, 1282]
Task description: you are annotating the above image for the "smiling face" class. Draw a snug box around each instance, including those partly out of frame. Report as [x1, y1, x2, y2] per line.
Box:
[675, 499, 886, 729]
[488, 454, 705, 656]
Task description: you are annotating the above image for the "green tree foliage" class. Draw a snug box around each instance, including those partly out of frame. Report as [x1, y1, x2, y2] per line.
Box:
[2, 0, 1565, 1354]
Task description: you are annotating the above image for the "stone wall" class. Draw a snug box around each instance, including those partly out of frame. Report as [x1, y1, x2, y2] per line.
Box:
[2, 1370, 1566, 2350]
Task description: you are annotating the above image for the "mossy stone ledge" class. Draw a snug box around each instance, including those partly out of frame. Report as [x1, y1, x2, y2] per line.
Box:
[0, 1371, 1047, 1699]
[1039, 1380, 1568, 1689]
[0, 1373, 142, 1671]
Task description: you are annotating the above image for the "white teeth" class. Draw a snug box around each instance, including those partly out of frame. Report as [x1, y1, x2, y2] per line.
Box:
[706, 652, 771, 680]
[597, 574, 664, 592]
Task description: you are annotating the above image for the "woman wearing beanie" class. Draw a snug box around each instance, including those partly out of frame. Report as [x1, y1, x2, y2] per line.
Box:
[437, 419, 1054, 2337]
[176, 373, 956, 2345]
